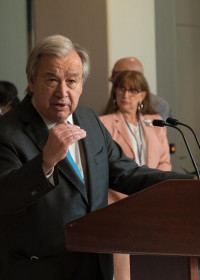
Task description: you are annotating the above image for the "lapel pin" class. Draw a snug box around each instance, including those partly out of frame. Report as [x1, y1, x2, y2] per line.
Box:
[143, 118, 153, 127]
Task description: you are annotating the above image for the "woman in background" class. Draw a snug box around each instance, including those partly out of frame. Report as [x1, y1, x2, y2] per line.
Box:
[100, 70, 171, 280]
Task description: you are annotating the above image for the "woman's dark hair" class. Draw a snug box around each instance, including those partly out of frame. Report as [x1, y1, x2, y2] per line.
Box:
[0, 81, 20, 109]
[102, 70, 158, 115]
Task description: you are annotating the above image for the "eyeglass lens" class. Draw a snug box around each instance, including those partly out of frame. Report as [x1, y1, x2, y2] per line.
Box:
[116, 86, 140, 94]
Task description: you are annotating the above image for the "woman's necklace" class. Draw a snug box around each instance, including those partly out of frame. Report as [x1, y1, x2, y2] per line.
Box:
[124, 114, 143, 165]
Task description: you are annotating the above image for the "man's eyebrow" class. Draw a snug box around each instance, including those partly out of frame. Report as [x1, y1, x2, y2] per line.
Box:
[44, 72, 81, 78]
[45, 72, 56, 77]
[67, 72, 80, 77]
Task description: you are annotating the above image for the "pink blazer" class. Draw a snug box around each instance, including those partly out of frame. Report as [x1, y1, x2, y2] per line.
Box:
[100, 111, 171, 171]
[100, 111, 171, 205]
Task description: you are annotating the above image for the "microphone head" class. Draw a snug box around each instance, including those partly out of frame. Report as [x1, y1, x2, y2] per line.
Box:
[152, 119, 166, 127]
[166, 117, 178, 126]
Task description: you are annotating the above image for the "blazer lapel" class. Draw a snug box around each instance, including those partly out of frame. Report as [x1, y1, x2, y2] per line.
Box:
[114, 112, 134, 154]
[140, 114, 159, 166]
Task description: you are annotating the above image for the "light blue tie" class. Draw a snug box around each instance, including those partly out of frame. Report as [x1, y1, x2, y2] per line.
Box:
[66, 150, 84, 183]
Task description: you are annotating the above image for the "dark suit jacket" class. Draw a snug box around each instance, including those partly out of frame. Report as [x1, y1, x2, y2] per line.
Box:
[0, 94, 192, 280]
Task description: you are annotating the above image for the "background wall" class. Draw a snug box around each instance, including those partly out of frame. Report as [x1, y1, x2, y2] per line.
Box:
[0, 0, 28, 99]
[155, 0, 200, 172]
[107, 0, 157, 95]
[34, 0, 109, 115]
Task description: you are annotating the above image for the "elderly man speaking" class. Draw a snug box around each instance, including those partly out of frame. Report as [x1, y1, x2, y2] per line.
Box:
[0, 35, 193, 280]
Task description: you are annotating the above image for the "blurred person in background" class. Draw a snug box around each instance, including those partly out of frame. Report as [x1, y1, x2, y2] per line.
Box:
[0, 81, 20, 115]
[109, 57, 170, 121]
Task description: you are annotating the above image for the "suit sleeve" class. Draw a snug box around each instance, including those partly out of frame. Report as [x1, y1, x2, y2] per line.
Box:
[0, 129, 56, 215]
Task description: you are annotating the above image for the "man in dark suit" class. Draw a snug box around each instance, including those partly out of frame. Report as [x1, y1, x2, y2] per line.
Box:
[0, 35, 193, 280]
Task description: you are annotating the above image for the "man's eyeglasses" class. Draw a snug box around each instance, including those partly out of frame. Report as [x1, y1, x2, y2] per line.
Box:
[115, 86, 142, 95]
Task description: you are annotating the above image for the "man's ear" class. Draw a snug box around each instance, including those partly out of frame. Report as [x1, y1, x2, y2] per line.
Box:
[28, 78, 34, 93]
[79, 82, 83, 96]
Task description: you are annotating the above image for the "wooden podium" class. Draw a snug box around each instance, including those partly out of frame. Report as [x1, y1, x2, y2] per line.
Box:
[65, 179, 200, 280]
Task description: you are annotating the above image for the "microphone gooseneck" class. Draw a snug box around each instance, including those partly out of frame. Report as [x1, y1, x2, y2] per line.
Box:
[153, 119, 200, 179]
[166, 117, 200, 150]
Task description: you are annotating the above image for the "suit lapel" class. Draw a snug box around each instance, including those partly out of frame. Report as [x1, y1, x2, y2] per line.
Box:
[58, 159, 88, 204]
[73, 108, 98, 208]
[24, 118, 49, 151]
[57, 110, 88, 203]
[20, 95, 49, 151]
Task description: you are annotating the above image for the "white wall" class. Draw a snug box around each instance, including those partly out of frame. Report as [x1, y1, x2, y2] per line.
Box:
[107, 0, 157, 94]
[0, 0, 28, 99]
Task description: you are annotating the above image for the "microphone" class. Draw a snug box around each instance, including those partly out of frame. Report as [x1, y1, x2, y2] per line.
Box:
[152, 119, 166, 127]
[153, 119, 200, 179]
[166, 117, 200, 150]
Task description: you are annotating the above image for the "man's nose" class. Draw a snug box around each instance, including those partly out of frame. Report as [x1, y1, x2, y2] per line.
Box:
[56, 82, 69, 97]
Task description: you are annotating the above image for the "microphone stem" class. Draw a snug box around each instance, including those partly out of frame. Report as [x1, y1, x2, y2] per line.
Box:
[178, 122, 200, 150]
[167, 124, 200, 179]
